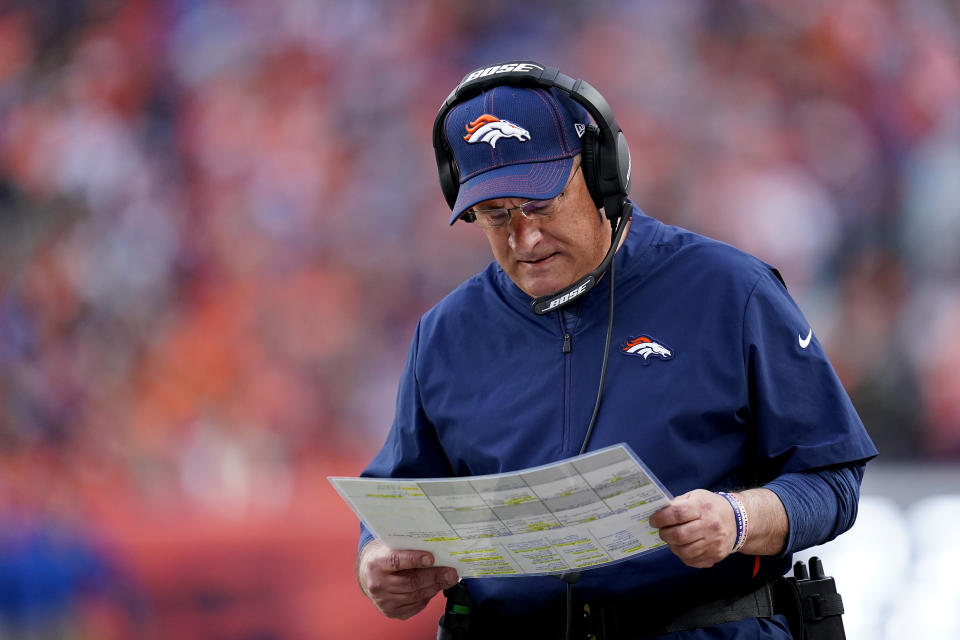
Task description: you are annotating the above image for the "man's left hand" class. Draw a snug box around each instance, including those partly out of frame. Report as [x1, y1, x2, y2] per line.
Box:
[648, 489, 738, 568]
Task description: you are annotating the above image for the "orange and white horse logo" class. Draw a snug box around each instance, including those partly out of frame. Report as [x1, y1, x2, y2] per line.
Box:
[622, 336, 673, 362]
[463, 114, 531, 148]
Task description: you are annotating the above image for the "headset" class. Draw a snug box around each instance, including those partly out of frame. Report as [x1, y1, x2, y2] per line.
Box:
[432, 61, 633, 315]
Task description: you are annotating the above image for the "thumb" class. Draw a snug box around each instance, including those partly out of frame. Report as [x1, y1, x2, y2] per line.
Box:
[385, 548, 437, 573]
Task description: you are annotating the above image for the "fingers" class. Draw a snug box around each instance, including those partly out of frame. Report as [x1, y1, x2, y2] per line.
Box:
[649, 492, 700, 529]
[661, 536, 729, 569]
[358, 541, 460, 619]
[651, 490, 737, 568]
[383, 548, 434, 572]
[368, 572, 445, 621]
[373, 563, 459, 599]
[389, 596, 438, 621]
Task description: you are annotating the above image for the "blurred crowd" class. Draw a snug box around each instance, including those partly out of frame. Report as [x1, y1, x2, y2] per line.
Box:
[1, 0, 958, 637]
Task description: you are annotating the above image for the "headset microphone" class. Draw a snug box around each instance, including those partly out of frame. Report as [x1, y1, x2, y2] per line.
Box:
[531, 201, 631, 315]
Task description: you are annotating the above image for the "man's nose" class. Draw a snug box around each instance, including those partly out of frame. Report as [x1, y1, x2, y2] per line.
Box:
[507, 214, 543, 252]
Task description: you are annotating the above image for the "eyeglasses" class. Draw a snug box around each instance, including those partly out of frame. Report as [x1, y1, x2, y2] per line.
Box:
[463, 161, 582, 229]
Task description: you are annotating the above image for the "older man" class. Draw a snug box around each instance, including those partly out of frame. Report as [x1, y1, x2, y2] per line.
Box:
[356, 62, 876, 639]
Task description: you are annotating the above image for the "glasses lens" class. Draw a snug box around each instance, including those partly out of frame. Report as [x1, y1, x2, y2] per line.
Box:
[520, 199, 556, 218]
[469, 160, 580, 228]
[473, 209, 510, 228]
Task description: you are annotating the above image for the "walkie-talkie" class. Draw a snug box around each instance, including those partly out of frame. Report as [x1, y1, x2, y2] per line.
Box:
[437, 582, 475, 640]
[774, 556, 847, 640]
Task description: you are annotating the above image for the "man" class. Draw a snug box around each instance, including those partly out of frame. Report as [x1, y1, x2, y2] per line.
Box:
[356, 62, 877, 639]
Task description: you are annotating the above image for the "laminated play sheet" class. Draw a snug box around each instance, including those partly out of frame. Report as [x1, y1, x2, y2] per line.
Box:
[330, 444, 673, 578]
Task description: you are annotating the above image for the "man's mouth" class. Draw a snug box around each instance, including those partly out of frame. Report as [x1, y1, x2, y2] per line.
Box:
[521, 252, 559, 265]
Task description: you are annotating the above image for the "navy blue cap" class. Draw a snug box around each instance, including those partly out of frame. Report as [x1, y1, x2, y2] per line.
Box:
[443, 86, 588, 224]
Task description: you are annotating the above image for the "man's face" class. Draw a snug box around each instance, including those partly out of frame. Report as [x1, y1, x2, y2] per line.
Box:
[477, 163, 610, 298]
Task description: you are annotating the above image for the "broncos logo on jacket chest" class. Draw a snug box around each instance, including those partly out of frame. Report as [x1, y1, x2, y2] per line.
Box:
[463, 115, 531, 148]
[622, 336, 674, 362]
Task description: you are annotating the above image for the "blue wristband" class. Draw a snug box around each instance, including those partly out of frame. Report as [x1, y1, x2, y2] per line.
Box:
[718, 491, 748, 553]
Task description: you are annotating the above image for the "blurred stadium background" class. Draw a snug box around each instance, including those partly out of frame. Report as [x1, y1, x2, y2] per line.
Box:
[1, 0, 958, 638]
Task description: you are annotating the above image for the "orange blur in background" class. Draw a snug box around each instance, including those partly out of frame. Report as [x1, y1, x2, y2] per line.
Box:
[1, 1, 959, 638]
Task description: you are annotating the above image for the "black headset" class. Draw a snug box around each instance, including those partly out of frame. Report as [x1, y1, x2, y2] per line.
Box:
[432, 61, 632, 225]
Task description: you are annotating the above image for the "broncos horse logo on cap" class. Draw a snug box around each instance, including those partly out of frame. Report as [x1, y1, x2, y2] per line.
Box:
[463, 114, 531, 148]
[622, 336, 673, 362]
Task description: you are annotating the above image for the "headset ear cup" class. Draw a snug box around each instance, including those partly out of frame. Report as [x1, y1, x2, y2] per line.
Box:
[437, 152, 459, 210]
[580, 124, 603, 209]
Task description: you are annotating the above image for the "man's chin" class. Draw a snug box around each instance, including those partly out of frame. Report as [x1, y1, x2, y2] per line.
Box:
[513, 264, 572, 299]
[520, 278, 570, 299]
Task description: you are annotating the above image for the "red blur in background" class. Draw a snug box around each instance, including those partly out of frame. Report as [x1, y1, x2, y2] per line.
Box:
[2, 1, 959, 638]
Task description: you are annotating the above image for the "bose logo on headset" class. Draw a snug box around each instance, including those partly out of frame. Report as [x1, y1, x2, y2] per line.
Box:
[544, 281, 591, 312]
[460, 63, 545, 86]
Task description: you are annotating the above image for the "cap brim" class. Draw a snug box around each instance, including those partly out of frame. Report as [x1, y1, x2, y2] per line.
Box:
[449, 156, 576, 225]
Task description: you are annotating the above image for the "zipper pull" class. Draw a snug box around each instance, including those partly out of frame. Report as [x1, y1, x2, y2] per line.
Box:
[562, 333, 572, 354]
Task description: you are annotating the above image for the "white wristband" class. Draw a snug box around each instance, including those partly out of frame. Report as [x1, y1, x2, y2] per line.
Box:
[718, 491, 749, 553]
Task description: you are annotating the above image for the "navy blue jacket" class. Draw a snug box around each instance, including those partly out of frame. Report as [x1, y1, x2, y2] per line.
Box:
[360, 207, 877, 638]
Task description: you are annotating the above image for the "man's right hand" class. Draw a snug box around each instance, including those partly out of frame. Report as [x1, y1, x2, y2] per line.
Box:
[357, 540, 460, 619]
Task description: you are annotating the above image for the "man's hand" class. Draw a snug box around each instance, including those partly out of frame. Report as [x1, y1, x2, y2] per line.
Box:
[357, 540, 460, 620]
[649, 488, 789, 568]
[649, 489, 737, 568]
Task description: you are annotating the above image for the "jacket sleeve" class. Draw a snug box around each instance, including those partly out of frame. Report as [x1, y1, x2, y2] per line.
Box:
[357, 319, 455, 554]
[765, 463, 865, 554]
[742, 269, 877, 482]
[741, 269, 876, 553]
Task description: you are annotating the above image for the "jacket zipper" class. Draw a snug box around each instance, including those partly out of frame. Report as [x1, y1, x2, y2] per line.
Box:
[559, 311, 573, 452]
